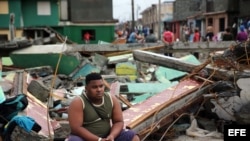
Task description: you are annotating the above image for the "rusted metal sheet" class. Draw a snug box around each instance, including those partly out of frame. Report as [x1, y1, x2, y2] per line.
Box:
[122, 79, 207, 138]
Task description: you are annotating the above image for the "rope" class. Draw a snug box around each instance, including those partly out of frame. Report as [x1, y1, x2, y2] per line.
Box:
[46, 36, 68, 141]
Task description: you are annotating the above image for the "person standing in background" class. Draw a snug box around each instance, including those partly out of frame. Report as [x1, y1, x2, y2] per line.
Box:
[142, 26, 149, 38]
[192, 28, 200, 59]
[83, 32, 92, 44]
[184, 26, 190, 42]
[145, 29, 157, 43]
[205, 26, 214, 41]
[236, 25, 248, 42]
[193, 27, 200, 42]
[162, 27, 174, 57]
[222, 27, 234, 41]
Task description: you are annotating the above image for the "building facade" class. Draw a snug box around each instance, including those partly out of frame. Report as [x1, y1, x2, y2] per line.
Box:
[0, 0, 118, 44]
[140, 0, 246, 41]
[140, 1, 174, 39]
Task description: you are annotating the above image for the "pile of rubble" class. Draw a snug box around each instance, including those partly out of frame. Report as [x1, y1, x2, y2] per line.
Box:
[0, 41, 250, 141]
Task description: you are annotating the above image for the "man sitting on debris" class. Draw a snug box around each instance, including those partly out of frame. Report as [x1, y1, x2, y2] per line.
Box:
[67, 73, 140, 141]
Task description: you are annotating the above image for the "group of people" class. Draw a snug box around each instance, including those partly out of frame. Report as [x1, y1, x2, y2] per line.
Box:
[126, 28, 158, 43]
[161, 24, 248, 59]
[114, 24, 158, 44]
[183, 24, 250, 43]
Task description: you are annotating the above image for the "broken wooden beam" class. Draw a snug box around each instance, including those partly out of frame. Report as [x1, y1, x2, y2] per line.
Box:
[133, 50, 195, 72]
[132, 50, 233, 80]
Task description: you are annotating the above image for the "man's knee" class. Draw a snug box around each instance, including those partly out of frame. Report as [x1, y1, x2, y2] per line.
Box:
[132, 134, 140, 141]
[116, 129, 139, 141]
[67, 134, 84, 141]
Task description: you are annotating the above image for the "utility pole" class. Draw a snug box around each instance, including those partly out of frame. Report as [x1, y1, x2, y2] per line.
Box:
[158, 0, 161, 39]
[131, 0, 135, 31]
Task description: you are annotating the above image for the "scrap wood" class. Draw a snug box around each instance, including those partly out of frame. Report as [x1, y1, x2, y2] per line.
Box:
[182, 59, 211, 81]
[116, 94, 133, 108]
[103, 78, 132, 107]
[110, 81, 132, 108]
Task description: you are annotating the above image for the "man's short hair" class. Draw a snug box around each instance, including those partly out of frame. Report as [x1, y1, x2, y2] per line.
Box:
[85, 72, 102, 85]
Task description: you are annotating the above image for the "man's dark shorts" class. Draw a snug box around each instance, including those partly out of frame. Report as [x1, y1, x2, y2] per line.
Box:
[67, 129, 136, 141]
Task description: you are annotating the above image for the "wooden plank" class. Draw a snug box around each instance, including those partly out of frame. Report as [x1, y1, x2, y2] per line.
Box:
[122, 79, 205, 133]
[133, 50, 196, 72]
[133, 50, 232, 80]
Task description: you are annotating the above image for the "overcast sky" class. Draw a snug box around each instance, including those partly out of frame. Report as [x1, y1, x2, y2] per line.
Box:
[112, 0, 174, 22]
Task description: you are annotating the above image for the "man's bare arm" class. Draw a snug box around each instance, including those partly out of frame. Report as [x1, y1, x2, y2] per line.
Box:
[68, 97, 100, 140]
[107, 95, 124, 139]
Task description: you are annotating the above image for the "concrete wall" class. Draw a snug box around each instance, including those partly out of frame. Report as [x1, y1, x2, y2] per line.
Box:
[69, 0, 114, 22]
[239, 0, 250, 18]
[174, 0, 203, 21]
[0, 30, 23, 40]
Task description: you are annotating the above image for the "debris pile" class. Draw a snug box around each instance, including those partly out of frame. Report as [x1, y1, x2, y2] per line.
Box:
[0, 41, 250, 140]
